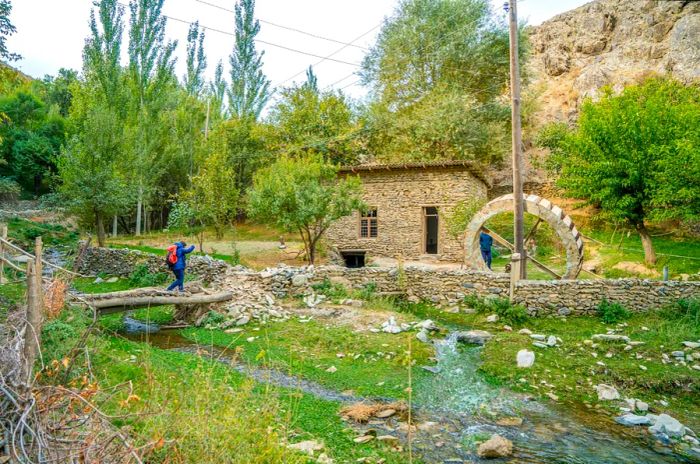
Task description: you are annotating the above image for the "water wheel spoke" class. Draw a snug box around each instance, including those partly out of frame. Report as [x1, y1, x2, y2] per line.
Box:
[526, 255, 562, 279]
[524, 218, 542, 244]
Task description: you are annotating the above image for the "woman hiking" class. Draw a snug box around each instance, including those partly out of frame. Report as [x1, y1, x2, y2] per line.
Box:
[166, 241, 195, 292]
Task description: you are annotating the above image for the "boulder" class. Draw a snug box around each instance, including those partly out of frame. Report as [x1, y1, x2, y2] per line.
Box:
[477, 434, 513, 459]
[486, 314, 499, 323]
[455, 330, 493, 345]
[592, 334, 631, 343]
[682, 341, 700, 349]
[649, 414, 685, 438]
[595, 384, 620, 401]
[616, 414, 653, 426]
[416, 329, 430, 344]
[517, 349, 535, 368]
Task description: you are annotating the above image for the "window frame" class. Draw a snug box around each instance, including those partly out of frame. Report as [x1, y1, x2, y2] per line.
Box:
[359, 208, 378, 239]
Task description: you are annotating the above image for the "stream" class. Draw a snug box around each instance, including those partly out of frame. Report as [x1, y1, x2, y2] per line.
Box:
[123, 320, 689, 463]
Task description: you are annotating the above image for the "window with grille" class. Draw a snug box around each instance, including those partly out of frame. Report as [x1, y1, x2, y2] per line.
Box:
[360, 209, 377, 238]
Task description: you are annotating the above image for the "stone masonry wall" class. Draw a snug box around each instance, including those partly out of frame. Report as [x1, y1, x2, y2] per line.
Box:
[78, 247, 700, 315]
[325, 166, 488, 262]
[76, 246, 229, 284]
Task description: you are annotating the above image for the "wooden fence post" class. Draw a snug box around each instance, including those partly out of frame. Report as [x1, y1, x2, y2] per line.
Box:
[510, 252, 522, 301]
[23, 260, 43, 384]
[0, 223, 6, 284]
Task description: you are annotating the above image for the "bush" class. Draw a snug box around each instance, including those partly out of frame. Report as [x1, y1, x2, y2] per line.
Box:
[128, 264, 168, 287]
[0, 176, 20, 201]
[200, 310, 226, 327]
[661, 298, 700, 325]
[311, 278, 349, 301]
[357, 282, 377, 300]
[467, 295, 528, 325]
[596, 299, 631, 324]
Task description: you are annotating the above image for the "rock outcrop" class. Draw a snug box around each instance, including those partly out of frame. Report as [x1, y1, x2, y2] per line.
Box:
[528, 0, 700, 126]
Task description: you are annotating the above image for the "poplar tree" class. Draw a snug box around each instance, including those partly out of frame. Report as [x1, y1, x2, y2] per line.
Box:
[228, 0, 270, 120]
[126, 0, 177, 235]
[184, 21, 207, 97]
[209, 60, 227, 119]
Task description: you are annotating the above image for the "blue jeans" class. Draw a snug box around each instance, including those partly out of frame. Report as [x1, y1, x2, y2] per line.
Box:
[167, 269, 185, 291]
[481, 249, 492, 269]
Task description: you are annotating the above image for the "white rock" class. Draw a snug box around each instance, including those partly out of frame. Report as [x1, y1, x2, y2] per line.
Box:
[517, 349, 535, 368]
[592, 334, 631, 343]
[291, 274, 308, 286]
[636, 400, 649, 412]
[682, 341, 700, 349]
[416, 329, 430, 344]
[235, 315, 250, 326]
[486, 314, 499, 323]
[325, 366, 337, 373]
[546, 335, 557, 347]
[595, 384, 620, 401]
[530, 334, 546, 341]
[287, 439, 324, 455]
[416, 319, 438, 331]
[649, 414, 685, 438]
[518, 328, 532, 335]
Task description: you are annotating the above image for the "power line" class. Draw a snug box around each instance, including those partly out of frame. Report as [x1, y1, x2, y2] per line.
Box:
[274, 23, 380, 89]
[195, 0, 369, 51]
[113, 1, 362, 67]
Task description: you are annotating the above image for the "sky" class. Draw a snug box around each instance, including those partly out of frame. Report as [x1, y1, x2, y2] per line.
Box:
[7, 0, 589, 100]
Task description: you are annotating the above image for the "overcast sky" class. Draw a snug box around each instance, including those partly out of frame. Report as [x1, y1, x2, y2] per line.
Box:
[7, 0, 589, 99]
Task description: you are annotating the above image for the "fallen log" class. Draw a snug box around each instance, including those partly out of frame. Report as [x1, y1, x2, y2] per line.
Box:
[71, 291, 234, 313]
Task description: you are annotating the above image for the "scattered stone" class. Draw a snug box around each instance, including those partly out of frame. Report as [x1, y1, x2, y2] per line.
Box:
[416, 329, 430, 344]
[246, 337, 256, 343]
[533, 342, 548, 349]
[416, 319, 438, 331]
[235, 315, 250, 326]
[591, 334, 631, 343]
[496, 417, 523, 427]
[672, 351, 686, 358]
[682, 341, 700, 349]
[106, 276, 119, 283]
[692, 365, 700, 371]
[595, 384, 620, 401]
[616, 414, 653, 426]
[518, 328, 532, 335]
[376, 435, 398, 442]
[486, 314, 499, 323]
[639, 365, 647, 371]
[530, 334, 546, 341]
[517, 349, 535, 368]
[353, 435, 374, 444]
[455, 330, 493, 345]
[287, 440, 324, 455]
[421, 365, 441, 374]
[317, 453, 333, 464]
[546, 392, 559, 401]
[375, 408, 397, 419]
[476, 434, 513, 459]
[649, 414, 685, 438]
[93, 277, 104, 284]
[291, 274, 308, 286]
[636, 400, 649, 412]
[503, 325, 513, 332]
[325, 366, 337, 373]
[381, 317, 402, 334]
[546, 335, 557, 347]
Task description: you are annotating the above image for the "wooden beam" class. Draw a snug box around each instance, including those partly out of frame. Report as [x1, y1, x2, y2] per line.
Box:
[73, 291, 234, 312]
[483, 226, 562, 279]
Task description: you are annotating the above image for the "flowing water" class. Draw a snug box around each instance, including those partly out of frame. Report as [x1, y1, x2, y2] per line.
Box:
[125, 326, 689, 463]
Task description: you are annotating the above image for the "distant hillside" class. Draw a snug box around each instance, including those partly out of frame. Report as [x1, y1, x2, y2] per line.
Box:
[0, 62, 33, 93]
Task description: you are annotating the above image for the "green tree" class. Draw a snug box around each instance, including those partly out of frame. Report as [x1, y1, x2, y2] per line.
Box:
[228, 0, 270, 120]
[267, 73, 359, 165]
[538, 78, 700, 265]
[184, 21, 207, 97]
[247, 155, 364, 264]
[58, 105, 129, 247]
[209, 60, 227, 119]
[0, 90, 65, 194]
[360, 0, 514, 164]
[179, 151, 239, 243]
[41, 68, 80, 117]
[0, 0, 20, 61]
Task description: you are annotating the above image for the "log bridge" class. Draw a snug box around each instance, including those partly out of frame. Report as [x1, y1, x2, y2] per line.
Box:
[71, 287, 234, 316]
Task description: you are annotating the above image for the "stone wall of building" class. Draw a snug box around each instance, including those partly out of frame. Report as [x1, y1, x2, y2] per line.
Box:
[325, 166, 488, 262]
[78, 246, 700, 315]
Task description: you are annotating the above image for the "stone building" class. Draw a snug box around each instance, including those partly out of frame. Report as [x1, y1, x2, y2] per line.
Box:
[325, 161, 489, 265]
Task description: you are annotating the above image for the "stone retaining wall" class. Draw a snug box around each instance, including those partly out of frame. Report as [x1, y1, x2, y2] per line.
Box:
[78, 246, 700, 315]
[76, 246, 229, 284]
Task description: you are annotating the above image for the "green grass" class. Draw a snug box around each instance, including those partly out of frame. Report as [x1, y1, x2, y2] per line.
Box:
[6, 217, 79, 248]
[183, 316, 434, 399]
[40, 306, 414, 463]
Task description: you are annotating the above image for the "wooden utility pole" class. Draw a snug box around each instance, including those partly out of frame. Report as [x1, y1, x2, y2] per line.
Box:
[0, 223, 6, 284]
[508, 0, 526, 279]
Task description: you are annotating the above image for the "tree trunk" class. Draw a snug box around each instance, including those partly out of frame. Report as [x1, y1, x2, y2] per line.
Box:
[135, 185, 143, 236]
[636, 222, 657, 266]
[112, 215, 118, 237]
[95, 210, 106, 247]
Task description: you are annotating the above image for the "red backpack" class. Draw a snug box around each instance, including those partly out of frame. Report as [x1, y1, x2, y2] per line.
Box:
[166, 245, 178, 268]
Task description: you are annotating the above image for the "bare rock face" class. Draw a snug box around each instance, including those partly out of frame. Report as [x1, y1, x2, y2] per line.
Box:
[528, 0, 700, 126]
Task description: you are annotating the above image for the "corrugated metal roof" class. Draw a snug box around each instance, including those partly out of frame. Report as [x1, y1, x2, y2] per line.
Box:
[339, 160, 491, 186]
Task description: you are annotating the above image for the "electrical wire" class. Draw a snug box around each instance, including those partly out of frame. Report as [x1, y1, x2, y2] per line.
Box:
[195, 0, 369, 51]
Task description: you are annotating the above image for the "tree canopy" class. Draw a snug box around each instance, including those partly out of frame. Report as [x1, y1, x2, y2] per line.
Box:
[538, 77, 700, 265]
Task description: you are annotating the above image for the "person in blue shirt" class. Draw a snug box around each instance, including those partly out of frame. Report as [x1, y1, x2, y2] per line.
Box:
[166, 241, 195, 292]
[479, 228, 493, 270]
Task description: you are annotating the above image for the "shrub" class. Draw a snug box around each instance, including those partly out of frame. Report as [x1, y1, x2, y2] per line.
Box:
[311, 278, 349, 301]
[200, 310, 226, 327]
[661, 298, 700, 325]
[357, 282, 377, 300]
[467, 295, 528, 325]
[128, 264, 168, 287]
[596, 299, 631, 324]
[0, 176, 20, 201]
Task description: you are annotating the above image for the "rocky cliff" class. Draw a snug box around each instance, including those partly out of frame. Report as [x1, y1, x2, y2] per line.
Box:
[527, 0, 700, 125]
